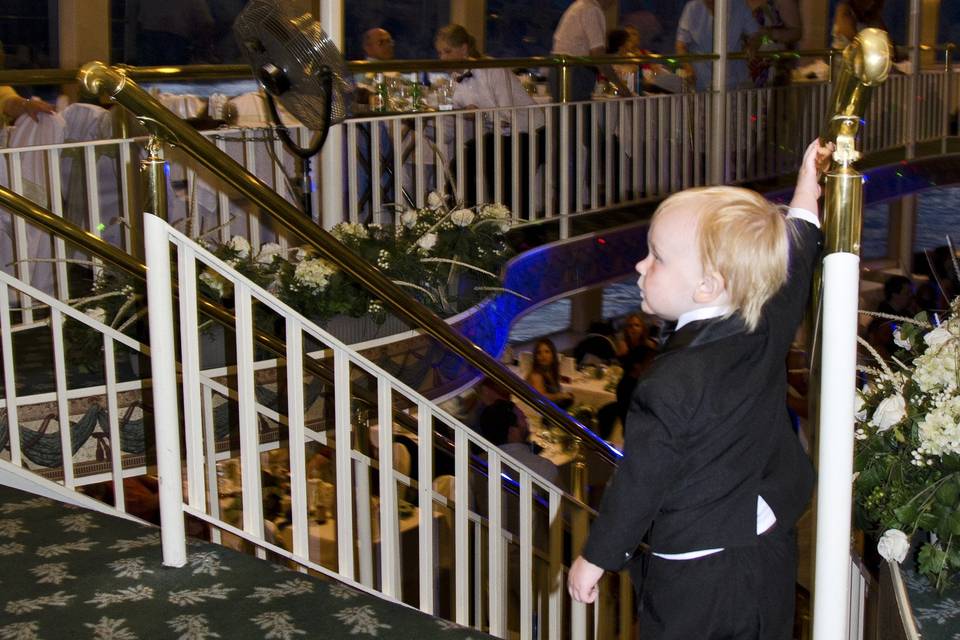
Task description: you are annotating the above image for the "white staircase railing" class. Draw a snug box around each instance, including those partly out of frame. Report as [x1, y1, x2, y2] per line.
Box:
[142, 212, 630, 639]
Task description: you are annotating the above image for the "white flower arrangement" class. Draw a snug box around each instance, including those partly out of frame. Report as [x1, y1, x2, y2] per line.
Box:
[856, 294, 960, 590]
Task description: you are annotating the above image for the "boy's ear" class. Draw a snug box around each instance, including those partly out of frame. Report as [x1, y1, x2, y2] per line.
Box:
[694, 270, 726, 304]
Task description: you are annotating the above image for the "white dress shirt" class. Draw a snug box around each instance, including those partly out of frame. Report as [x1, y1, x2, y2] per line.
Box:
[452, 67, 544, 134]
[551, 0, 606, 56]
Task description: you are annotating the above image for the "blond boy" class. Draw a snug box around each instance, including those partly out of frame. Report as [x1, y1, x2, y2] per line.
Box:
[568, 141, 829, 639]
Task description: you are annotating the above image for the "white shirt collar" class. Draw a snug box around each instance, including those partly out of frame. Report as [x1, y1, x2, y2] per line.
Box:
[676, 305, 731, 331]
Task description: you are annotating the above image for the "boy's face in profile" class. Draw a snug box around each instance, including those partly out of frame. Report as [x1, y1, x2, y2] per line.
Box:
[636, 204, 708, 322]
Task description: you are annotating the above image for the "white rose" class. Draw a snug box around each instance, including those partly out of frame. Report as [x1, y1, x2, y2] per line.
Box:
[450, 208, 475, 227]
[854, 391, 867, 422]
[870, 393, 906, 432]
[893, 328, 912, 351]
[427, 191, 445, 209]
[228, 235, 250, 258]
[924, 326, 953, 347]
[417, 232, 438, 251]
[85, 307, 107, 324]
[257, 242, 284, 265]
[401, 209, 419, 228]
[877, 529, 910, 564]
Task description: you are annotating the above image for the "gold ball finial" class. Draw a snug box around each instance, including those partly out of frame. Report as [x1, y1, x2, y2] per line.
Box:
[844, 28, 893, 86]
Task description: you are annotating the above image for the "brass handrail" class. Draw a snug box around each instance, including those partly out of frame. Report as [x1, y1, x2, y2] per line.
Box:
[76, 60, 621, 465]
[0, 47, 878, 89]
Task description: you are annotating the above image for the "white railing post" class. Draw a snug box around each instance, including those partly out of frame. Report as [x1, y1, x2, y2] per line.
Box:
[906, 0, 921, 159]
[142, 212, 187, 568]
[812, 253, 860, 640]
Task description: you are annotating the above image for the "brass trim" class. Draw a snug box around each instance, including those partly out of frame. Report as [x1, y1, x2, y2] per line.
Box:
[0, 47, 869, 88]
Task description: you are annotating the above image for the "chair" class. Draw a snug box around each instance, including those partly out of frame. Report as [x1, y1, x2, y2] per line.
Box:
[574, 333, 618, 367]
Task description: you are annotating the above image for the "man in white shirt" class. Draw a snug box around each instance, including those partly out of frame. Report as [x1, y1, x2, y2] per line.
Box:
[676, 0, 759, 92]
[551, 0, 631, 101]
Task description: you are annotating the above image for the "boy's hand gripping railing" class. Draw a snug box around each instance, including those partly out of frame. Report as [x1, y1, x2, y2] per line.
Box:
[812, 28, 892, 640]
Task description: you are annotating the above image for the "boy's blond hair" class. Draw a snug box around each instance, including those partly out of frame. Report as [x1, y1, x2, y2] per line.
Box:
[654, 186, 790, 332]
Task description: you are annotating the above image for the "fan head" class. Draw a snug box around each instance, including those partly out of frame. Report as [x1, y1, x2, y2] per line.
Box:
[233, 0, 352, 131]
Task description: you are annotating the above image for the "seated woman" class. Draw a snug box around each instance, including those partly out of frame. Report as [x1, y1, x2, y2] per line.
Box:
[526, 338, 574, 409]
[434, 24, 544, 212]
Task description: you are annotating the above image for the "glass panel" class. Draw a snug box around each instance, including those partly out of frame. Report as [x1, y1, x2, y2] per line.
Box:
[916, 186, 960, 253]
[861, 201, 889, 261]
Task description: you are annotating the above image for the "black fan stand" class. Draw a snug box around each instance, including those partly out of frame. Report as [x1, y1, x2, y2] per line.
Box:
[261, 66, 334, 218]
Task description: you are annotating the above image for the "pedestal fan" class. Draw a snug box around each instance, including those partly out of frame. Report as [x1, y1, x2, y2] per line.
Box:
[233, 0, 352, 216]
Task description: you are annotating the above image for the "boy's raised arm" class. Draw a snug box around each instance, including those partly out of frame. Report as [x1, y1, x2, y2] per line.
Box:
[790, 140, 832, 218]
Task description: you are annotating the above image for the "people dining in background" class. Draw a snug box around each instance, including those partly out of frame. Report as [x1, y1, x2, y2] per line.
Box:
[434, 23, 544, 209]
[476, 399, 561, 487]
[526, 338, 575, 409]
[362, 27, 396, 61]
[747, 0, 802, 86]
[676, 0, 759, 92]
[551, 0, 631, 101]
[865, 274, 918, 361]
[597, 313, 658, 439]
[0, 87, 55, 125]
[831, 0, 887, 49]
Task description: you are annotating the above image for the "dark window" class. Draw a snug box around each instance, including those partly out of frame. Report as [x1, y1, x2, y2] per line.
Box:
[345, 0, 450, 61]
[485, 0, 568, 57]
[110, 0, 252, 66]
[618, 0, 686, 54]
[0, 1, 57, 69]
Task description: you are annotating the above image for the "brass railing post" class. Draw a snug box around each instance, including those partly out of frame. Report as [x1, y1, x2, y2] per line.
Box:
[812, 28, 892, 639]
[141, 135, 168, 222]
[559, 56, 570, 104]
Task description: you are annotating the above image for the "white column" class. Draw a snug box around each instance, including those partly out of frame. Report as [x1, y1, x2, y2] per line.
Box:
[812, 252, 860, 640]
[709, 0, 728, 184]
[59, 0, 110, 67]
[320, 0, 345, 229]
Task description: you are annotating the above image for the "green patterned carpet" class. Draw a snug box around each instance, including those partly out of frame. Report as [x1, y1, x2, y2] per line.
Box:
[0, 483, 491, 639]
[904, 563, 960, 638]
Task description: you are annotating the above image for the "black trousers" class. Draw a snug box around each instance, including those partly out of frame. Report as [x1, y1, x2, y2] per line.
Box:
[635, 527, 797, 640]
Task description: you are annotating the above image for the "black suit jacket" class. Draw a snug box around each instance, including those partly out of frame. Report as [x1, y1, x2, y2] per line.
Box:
[582, 218, 821, 569]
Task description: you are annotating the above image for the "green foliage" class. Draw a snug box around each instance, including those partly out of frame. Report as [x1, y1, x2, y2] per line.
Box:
[74, 197, 517, 336]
